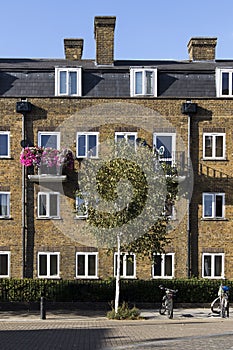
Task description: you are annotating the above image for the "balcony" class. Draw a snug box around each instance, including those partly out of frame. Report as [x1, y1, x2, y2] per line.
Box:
[155, 151, 189, 182]
[28, 165, 67, 182]
[20, 146, 74, 183]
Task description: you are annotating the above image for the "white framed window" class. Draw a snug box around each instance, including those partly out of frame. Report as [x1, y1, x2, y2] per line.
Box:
[153, 133, 176, 166]
[55, 67, 82, 96]
[76, 252, 98, 278]
[130, 68, 157, 96]
[114, 253, 136, 278]
[203, 133, 225, 160]
[38, 131, 60, 150]
[0, 251, 10, 278]
[216, 68, 233, 97]
[75, 192, 88, 219]
[115, 132, 137, 149]
[202, 193, 225, 219]
[38, 192, 60, 218]
[76, 132, 99, 158]
[38, 252, 60, 278]
[0, 192, 10, 218]
[152, 253, 174, 278]
[202, 253, 224, 278]
[0, 132, 10, 158]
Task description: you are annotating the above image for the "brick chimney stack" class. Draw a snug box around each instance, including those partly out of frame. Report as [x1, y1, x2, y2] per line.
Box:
[64, 38, 84, 60]
[188, 37, 217, 61]
[94, 16, 116, 65]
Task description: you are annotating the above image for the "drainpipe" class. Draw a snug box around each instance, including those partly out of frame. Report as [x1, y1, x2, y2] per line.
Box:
[181, 101, 197, 278]
[22, 112, 26, 278]
[187, 112, 191, 278]
[16, 99, 32, 278]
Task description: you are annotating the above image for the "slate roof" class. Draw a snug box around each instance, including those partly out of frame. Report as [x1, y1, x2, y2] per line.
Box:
[0, 58, 232, 98]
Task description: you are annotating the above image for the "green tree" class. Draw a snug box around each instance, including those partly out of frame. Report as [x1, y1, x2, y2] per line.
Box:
[78, 139, 178, 312]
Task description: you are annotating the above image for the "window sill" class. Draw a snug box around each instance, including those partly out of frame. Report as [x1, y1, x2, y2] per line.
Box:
[75, 277, 99, 280]
[202, 276, 224, 279]
[36, 217, 62, 220]
[201, 218, 228, 221]
[116, 276, 137, 279]
[0, 216, 12, 220]
[0, 156, 11, 159]
[152, 276, 174, 279]
[201, 158, 228, 162]
[38, 276, 61, 279]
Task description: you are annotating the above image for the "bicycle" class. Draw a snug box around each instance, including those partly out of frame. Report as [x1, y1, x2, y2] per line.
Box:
[159, 285, 178, 319]
[210, 284, 230, 318]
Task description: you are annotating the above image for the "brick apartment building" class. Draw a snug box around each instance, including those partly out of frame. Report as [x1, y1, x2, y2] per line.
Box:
[0, 16, 232, 281]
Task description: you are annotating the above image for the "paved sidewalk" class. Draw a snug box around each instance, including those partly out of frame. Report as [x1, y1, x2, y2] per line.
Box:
[0, 307, 232, 349]
[0, 306, 214, 321]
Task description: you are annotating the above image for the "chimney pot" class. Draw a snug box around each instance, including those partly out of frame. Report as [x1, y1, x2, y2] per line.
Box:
[64, 38, 84, 60]
[188, 37, 217, 61]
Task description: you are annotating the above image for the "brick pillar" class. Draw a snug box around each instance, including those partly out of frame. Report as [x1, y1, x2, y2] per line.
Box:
[64, 39, 84, 60]
[94, 16, 116, 65]
[187, 37, 217, 61]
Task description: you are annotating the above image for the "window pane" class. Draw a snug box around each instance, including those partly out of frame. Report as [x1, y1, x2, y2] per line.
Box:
[164, 255, 172, 276]
[215, 136, 223, 157]
[41, 135, 58, 149]
[88, 255, 96, 276]
[126, 255, 134, 276]
[127, 134, 136, 147]
[78, 135, 86, 157]
[204, 194, 213, 217]
[116, 135, 124, 142]
[0, 194, 8, 216]
[156, 136, 172, 159]
[88, 135, 97, 156]
[153, 255, 162, 276]
[204, 136, 213, 157]
[0, 254, 8, 275]
[214, 256, 222, 276]
[120, 256, 123, 276]
[69, 72, 77, 95]
[50, 194, 58, 217]
[215, 195, 223, 217]
[203, 255, 211, 276]
[135, 72, 142, 94]
[146, 71, 153, 94]
[39, 194, 47, 216]
[39, 255, 47, 276]
[0, 135, 8, 156]
[77, 255, 85, 275]
[50, 255, 58, 276]
[60, 71, 67, 94]
[76, 196, 87, 217]
[222, 72, 229, 95]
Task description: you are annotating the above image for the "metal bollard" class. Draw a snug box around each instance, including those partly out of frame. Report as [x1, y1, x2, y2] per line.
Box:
[40, 296, 46, 320]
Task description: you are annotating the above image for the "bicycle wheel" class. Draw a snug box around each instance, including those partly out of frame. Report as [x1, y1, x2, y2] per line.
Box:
[159, 302, 166, 315]
[211, 297, 221, 314]
[226, 302, 230, 318]
[167, 299, 173, 319]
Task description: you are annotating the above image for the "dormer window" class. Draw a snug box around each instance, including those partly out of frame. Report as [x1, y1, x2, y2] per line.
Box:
[130, 68, 157, 97]
[55, 67, 82, 96]
[216, 68, 233, 97]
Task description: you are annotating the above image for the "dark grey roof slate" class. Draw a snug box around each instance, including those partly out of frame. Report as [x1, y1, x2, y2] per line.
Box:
[0, 58, 232, 97]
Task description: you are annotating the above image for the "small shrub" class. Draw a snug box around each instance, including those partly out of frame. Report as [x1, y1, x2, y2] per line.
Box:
[107, 301, 141, 320]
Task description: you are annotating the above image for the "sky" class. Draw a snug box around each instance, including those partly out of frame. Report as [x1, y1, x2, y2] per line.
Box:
[1, 0, 233, 60]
